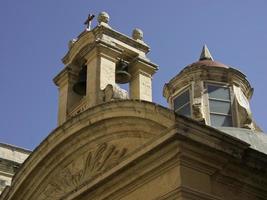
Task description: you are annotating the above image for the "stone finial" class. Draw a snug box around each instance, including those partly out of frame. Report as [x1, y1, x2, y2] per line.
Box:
[199, 44, 214, 61]
[97, 12, 110, 24]
[132, 28, 143, 40]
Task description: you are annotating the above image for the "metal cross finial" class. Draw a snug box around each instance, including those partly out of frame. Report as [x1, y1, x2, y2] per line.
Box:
[84, 14, 95, 31]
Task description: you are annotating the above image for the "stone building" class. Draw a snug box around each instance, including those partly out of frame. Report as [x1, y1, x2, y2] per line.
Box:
[1, 11, 267, 200]
[0, 143, 30, 194]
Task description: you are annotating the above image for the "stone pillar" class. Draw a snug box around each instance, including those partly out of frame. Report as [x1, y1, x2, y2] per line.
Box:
[54, 67, 78, 125]
[130, 70, 152, 101]
[129, 59, 157, 102]
[85, 47, 119, 107]
[86, 53, 99, 107]
[192, 81, 205, 123]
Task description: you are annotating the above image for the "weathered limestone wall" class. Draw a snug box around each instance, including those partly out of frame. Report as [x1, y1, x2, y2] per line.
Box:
[0, 101, 175, 200]
[0, 145, 29, 164]
[130, 71, 152, 101]
[1, 102, 267, 200]
[0, 144, 30, 194]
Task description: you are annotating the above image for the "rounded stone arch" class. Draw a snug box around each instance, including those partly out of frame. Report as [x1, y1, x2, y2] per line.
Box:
[63, 30, 96, 66]
[6, 100, 175, 200]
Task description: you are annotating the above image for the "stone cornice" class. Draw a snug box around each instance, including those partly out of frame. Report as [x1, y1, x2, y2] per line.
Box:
[62, 31, 95, 65]
[0, 143, 31, 155]
[92, 25, 150, 54]
[53, 66, 73, 87]
[62, 25, 150, 65]
[129, 57, 159, 75]
[242, 148, 267, 172]
[0, 158, 20, 175]
[215, 172, 267, 199]
[174, 115, 250, 159]
[156, 186, 223, 200]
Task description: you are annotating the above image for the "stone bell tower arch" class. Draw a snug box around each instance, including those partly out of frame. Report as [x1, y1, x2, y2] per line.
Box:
[53, 12, 158, 125]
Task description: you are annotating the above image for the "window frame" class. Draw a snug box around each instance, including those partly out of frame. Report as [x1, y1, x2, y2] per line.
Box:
[205, 82, 234, 127]
[172, 87, 192, 117]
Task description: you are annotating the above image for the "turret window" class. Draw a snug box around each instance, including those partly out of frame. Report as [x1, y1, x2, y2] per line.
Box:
[173, 89, 191, 117]
[207, 84, 233, 127]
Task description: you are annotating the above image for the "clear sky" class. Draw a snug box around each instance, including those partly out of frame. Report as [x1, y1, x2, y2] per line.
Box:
[0, 0, 266, 150]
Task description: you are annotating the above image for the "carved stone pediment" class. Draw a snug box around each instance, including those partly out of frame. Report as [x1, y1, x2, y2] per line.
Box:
[40, 143, 127, 200]
[5, 101, 175, 200]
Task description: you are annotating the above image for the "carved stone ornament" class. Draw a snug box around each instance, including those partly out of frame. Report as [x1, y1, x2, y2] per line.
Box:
[40, 143, 127, 200]
[233, 85, 254, 130]
[97, 12, 110, 24]
[132, 28, 143, 40]
[103, 84, 129, 102]
[192, 102, 205, 123]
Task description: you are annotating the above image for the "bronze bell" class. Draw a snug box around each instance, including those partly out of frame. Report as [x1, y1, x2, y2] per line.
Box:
[115, 60, 131, 84]
[73, 65, 87, 96]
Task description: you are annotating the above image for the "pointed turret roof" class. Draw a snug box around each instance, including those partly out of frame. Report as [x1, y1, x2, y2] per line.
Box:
[199, 44, 214, 61]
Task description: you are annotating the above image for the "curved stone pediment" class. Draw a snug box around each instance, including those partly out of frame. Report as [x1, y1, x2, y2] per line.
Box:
[5, 101, 175, 200]
[39, 142, 127, 200]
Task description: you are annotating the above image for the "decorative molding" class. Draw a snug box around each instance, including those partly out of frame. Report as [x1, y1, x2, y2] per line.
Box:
[155, 186, 222, 200]
[68, 98, 89, 118]
[192, 102, 205, 123]
[103, 84, 129, 102]
[40, 143, 127, 200]
[213, 173, 267, 199]
[0, 159, 20, 175]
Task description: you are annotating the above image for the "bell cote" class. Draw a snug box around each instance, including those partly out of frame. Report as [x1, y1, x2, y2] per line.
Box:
[163, 45, 260, 131]
[54, 12, 158, 125]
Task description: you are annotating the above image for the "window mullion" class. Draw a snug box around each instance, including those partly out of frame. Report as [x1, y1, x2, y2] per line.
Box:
[209, 98, 231, 103]
[210, 112, 232, 116]
[175, 101, 190, 112]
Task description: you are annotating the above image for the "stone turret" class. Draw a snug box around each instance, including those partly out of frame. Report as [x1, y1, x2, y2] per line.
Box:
[163, 45, 260, 131]
[54, 12, 158, 125]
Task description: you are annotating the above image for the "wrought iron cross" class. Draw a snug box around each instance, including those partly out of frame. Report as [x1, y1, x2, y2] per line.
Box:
[84, 14, 95, 30]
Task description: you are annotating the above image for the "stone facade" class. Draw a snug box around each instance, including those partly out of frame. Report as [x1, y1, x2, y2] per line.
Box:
[1, 101, 267, 200]
[0, 144, 30, 194]
[1, 11, 267, 200]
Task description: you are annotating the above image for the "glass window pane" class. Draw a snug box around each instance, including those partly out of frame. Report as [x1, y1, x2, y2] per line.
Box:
[176, 104, 191, 117]
[210, 114, 232, 127]
[208, 85, 230, 100]
[209, 100, 231, 115]
[173, 90, 190, 110]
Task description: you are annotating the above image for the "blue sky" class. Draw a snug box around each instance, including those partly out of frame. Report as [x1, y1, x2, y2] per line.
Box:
[0, 0, 266, 150]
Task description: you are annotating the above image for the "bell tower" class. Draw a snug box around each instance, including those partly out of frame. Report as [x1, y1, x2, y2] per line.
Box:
[54, 12, 158, 125]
